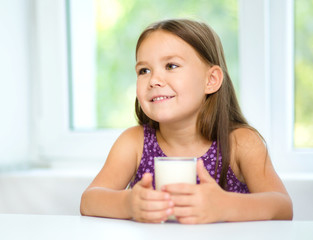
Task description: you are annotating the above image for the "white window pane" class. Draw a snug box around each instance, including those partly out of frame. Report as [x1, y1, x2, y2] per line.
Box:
[68, 0, 239, 130]
[294, 0, 313, 148]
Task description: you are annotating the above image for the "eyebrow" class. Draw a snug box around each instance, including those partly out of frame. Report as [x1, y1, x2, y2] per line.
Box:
[135, 61, 147, 69]
[135, 55, 185, 69]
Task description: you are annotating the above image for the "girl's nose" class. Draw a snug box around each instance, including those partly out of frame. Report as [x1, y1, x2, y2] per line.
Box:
[149, 72, 165, 88]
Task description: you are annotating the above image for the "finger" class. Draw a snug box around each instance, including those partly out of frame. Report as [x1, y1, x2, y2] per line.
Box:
[163, 183, 195, 194]
[140, 199, 174, 211]
[176, 216, 197, 225]
[140, 208, 173, 222]
[173, 206, 195, 218]
[140, 188, 171, 201]
[170, 194, 194, 206]
[139, 173, 153, 189]
[197, 160, 214, 184]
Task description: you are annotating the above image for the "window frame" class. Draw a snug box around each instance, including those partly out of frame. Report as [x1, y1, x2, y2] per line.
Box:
[33, 0, 313, 173]
[268, 0, 313, 174]
[32, 0, 122, 169]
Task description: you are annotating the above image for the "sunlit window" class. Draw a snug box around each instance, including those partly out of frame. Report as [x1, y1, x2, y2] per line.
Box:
[67, 0, 239, 130]
[294, 0, 313, 148]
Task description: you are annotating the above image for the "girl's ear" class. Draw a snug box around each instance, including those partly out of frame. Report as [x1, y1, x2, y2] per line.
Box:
[205, 65, 223, 94]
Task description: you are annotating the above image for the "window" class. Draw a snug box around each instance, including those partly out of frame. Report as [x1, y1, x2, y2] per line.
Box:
[294, 0, 313, 148]
[268, 0, 313, 174]
[68, 0, 239, 130]
[33, 0, 313, 173]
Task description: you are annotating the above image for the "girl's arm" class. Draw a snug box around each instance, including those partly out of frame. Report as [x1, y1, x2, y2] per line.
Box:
[80, 126, 173, 222]
[226, 128, 293, 221]
[163, 128, 293, 224]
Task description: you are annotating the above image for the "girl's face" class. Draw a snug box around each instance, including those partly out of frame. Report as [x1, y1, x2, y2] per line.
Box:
[136, 30, 210, 126]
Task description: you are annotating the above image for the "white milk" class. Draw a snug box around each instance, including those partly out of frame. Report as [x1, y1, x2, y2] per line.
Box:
[154, 157, 197, 190]
[154, 157, 197, 221]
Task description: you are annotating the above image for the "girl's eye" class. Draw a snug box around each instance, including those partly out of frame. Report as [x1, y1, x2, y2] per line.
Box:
[138, 68, 150, 75]
[166, 63, 178, 70]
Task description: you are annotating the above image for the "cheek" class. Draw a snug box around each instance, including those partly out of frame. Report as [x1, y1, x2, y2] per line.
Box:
[136, 83, 145, 104]
[180, 78, 207, 103]
[182, 75, 206, 93]
[136, 87, 141, 102]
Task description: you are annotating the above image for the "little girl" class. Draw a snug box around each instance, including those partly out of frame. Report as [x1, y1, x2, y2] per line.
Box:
[80, 19, 293, 224]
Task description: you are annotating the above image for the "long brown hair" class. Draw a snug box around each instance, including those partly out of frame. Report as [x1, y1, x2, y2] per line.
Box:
[135, 19, 250, 190]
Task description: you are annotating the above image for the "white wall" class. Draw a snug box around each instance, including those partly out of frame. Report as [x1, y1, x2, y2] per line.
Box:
[0, 170, 92, 215]
[0, 0, 31, 169]
[282, 175, 313, 220]
[0, 171, 312, 220]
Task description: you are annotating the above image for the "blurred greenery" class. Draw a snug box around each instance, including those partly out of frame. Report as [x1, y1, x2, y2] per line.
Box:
[94, 0, 238, 128]
[294, 0, 313, 148]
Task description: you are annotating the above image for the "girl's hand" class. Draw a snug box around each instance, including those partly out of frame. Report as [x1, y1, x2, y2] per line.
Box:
[129, 173, 174, 223]
[163, 160, 228, 224]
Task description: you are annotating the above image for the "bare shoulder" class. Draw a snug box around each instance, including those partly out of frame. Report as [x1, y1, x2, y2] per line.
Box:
[109, 125, 144, 163]
[231, 127, 265, 150]
[228, 128, 266, 181]
[119, 125, 144, 142]
[88, 125, 144, 189]
[230, 127, 268, 162]
[230, 127, 284, 193]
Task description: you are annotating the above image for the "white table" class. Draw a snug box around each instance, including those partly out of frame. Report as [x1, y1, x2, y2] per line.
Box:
[0, 214, 312, 240]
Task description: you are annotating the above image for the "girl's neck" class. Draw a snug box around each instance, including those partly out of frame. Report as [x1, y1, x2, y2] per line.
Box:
[156, 122, 211, 157]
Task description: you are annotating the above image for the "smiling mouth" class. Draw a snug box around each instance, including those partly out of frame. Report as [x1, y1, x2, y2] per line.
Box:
[151, 96, 174, 102]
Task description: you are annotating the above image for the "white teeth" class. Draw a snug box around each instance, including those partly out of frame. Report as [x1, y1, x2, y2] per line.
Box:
[153, 96, 170, 102]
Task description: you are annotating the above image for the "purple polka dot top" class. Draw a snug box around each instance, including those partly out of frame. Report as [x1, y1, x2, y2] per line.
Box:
[129, 125, 249, 193]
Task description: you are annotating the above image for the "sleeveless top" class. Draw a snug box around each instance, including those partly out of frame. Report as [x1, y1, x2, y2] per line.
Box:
[129, 125, 249, 193]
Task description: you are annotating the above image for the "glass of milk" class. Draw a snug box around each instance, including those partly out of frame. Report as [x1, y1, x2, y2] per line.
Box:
[154, 157, 197, 190]
[154, 157, 197, 221]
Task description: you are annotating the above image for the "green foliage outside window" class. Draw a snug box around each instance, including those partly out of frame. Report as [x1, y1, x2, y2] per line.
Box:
[294, 0, 313, 148]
